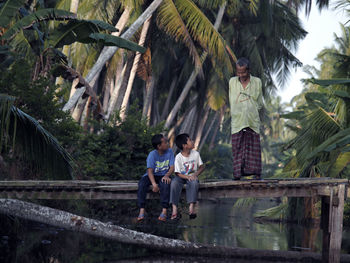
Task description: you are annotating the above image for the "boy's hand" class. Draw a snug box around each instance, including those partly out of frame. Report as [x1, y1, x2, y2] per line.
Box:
[161, 175, 171, 184]
[152, 183, 159, 192]
[187, 175, 198, 181]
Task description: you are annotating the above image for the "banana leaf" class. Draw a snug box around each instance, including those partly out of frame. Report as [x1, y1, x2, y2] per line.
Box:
[88, 33, 146, 53]
[0, 0, 26, 27]
[48, 19, 117, 48]
[1, 8, 76, 40]
[308, 78, 350, 86]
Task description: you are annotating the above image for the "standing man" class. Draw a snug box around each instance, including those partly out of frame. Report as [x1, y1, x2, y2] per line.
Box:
[229, 57, 263, 180]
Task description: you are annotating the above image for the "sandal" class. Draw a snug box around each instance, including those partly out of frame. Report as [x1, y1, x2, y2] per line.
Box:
[158, 213, 167, 222]
[189, 213, 197, 220]
[254, 175, 261, 180]
[137, 214, 145, 222]
[170, 214, 181, 220]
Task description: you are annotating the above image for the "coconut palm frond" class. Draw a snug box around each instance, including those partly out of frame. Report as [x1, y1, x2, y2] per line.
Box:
[306, 127, 350, 159]
[157, 0, 202, 70]
[206, 73, 226, 111]
[328, 151, 350, 177]
[0, 94, 74, 178]
[173, 0, 233, 73]
[254, 202, 288, 219]
[247, 0, 259, 15]
[293, 107, 341, 167]
[233, 197, 257, 208]
[192, 0, 226, 9]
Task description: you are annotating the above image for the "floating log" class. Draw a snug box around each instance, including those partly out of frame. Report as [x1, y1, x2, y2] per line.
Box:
[1, 199, 350, 262]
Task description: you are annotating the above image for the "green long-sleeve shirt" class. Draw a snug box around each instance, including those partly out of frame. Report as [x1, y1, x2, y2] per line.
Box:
[229, 75, 263, 134]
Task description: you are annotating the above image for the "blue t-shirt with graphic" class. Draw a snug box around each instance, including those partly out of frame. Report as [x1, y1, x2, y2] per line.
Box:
[143, 149, 175, 177]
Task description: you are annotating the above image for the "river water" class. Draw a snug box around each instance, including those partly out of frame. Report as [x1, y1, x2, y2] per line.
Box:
[1, 198, 349, 262]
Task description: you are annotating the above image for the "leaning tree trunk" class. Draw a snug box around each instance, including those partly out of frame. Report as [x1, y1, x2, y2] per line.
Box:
[194, 105, 210, 149]
[164, 2, 226, 129]
[63, 0, 164, 112]
[0, 199, 331, 262]
[209, 105, 225, 151]
[71, 7, 132, 122]
[55, 0, 80, 88]
[160, 75, 178, 121]
[199, 110, 219, 151]
[120, 16, 152, 121]
[142, 76, 155, 120]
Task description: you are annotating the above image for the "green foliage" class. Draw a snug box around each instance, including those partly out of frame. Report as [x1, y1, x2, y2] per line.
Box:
[48, 19, 118, 48]
[0, 0, 26, 27]
[88, 33, 146, 53]
[75, 104, 164, 180]
[0, 58, 80, 179]
[199, 144, 232, 179]
[1, 8, 76, 40]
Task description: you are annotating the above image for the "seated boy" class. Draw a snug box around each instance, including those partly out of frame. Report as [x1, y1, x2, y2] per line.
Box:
[137, 134, 174, 222]
[170, 133, 205, 220]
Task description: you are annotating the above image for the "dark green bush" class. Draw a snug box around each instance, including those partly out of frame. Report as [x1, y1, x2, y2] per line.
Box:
[74, 104, 165, 180]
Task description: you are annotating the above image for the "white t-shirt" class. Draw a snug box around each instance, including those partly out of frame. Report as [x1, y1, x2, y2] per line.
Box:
[175, 150, 203, 176]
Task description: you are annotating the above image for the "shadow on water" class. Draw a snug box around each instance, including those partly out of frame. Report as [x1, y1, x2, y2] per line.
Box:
[0, 198, 350, 263]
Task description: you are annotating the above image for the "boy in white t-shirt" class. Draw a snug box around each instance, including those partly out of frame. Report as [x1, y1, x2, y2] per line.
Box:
[170, 133, 205, 220]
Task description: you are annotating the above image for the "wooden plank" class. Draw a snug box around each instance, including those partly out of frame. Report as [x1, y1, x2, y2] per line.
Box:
[328, 184, 345, 263]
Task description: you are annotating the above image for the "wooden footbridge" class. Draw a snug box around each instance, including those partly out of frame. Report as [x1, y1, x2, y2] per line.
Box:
[0, 177, 349, 262]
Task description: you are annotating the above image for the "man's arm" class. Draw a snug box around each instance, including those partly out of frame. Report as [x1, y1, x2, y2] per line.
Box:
[161, 165, 174, 184]
[147, 168, 159, 192]
[257, 78, 263, 110]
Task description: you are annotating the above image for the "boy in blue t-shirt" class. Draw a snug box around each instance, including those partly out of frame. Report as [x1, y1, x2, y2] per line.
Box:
[137, 134, 174, 222]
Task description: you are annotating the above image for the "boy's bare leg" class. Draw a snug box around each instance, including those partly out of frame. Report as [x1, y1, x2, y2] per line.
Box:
[162, 208, 167, 215]
[189, 203, 195, 214]
[172, 204, 178, 216]
[138, 208, 145, 217]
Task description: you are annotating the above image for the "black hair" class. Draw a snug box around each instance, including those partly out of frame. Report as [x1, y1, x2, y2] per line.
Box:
[175, 133, 190, 150]
[151, 134, 164, 149]
[236, 57, 250, 70]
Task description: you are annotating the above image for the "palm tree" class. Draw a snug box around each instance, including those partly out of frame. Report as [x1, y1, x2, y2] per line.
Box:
[0, 94, 74, 178]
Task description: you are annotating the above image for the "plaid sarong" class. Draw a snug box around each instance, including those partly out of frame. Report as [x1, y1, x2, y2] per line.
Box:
[232, 128, 262, 176]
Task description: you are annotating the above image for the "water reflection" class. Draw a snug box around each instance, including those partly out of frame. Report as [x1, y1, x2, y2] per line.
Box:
[0, 199, 349, 263]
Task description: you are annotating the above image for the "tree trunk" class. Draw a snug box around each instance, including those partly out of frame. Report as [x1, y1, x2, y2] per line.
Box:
[164, 2, 227, 129]
[152, 84, 161, 126]
[199, 110, 219, 151]
[209, 106, 225, 151]
[194, 105, 210, 149]
[114, 53, 136, 117]
[0, 199, 332, 262]
[105, 60, 127, 121]
[180, 105, 197, 134]
[63, 0, 164, 112]
[71, 7, 132, 122]
[55, 0, 80, 88]
[120, 17, 152, 121]
[160, 75, 178, 120]
[142, 76, 155, 120]
[102, 76, 114, 114]
[71, 74, 98, 122]
[167, 102, 196, 147]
